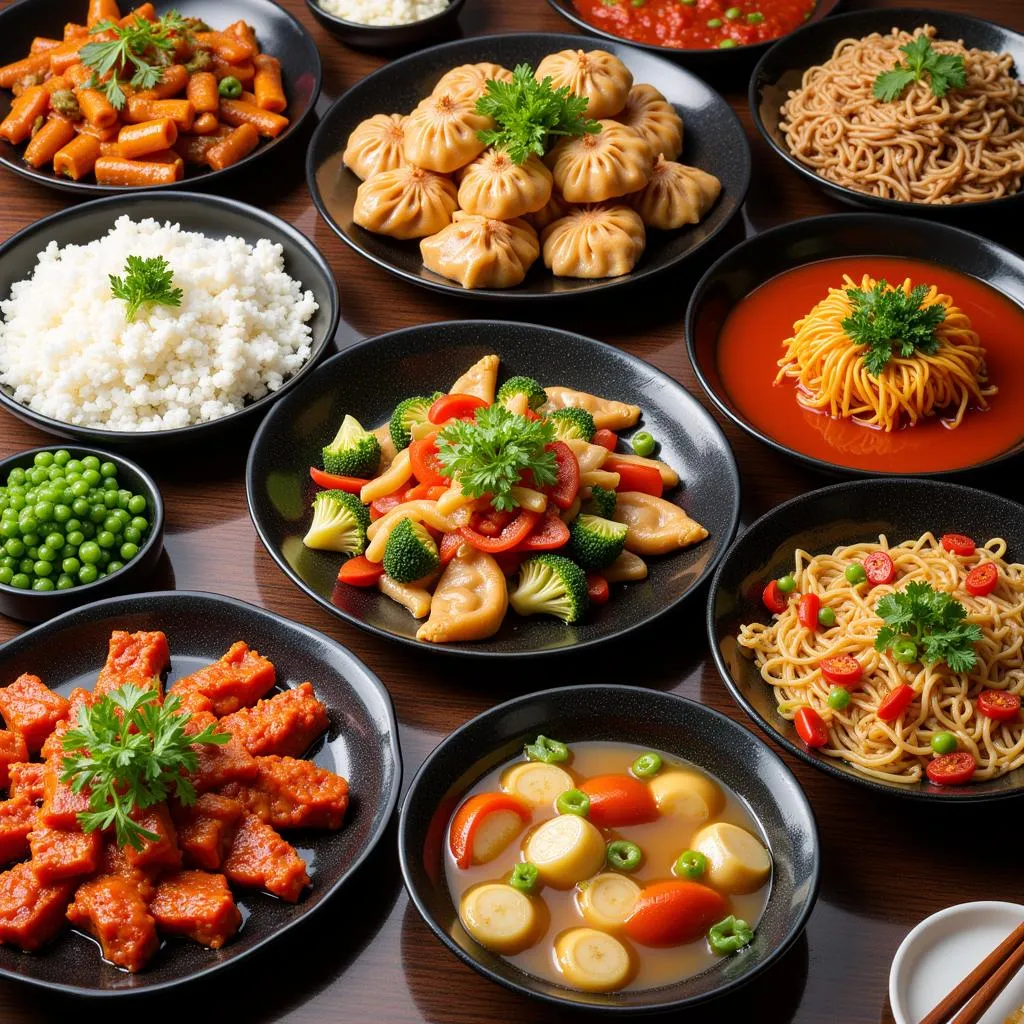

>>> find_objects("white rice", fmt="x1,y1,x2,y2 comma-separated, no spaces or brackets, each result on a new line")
0,215,318,432
319,0,447,26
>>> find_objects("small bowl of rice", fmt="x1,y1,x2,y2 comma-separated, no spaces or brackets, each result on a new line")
306,0,466,51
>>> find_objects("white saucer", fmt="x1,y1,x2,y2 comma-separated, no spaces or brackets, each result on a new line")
890,901,1024,1024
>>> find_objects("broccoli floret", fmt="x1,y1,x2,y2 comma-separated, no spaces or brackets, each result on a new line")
303,489,370,554
548,407,596,442
497,375,547,411
382,517,440,583
510,554,589,624
584,486,617,519
568,514,628,570
322,414,380,477
389,393,441,451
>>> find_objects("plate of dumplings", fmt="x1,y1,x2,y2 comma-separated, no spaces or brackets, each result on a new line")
305,33,751,299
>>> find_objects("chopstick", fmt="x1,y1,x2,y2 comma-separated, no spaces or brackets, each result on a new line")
918,920,1024,1024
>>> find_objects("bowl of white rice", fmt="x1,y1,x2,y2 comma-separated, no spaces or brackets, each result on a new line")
305,0,466,51
0,192,338,456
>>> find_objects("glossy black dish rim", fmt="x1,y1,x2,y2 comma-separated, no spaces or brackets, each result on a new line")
0,191,341,445
0,444,164,609
303,0,466,37
0,0,324,195
0,588,404,996
245,319,742,658
397,683,821,1013
305,31,751,302
706,477,1024,803
683,211,1024,478
747,7,1024,215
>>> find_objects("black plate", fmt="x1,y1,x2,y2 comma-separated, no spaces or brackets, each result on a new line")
707,478,1024,802
398,684,820,1012
0,191,339,457
306,32,750,301
0,0,321,196
0,590,402,995
684,212,1024,477
750,8,1024,217
246,320,741,657
304,0,467,52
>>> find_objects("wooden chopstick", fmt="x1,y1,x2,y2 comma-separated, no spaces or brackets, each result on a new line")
918,920,1024,1024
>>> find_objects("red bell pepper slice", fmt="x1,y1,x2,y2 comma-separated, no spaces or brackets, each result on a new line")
309,467,368,493
470,508,515,538
587,572,610,605
337,556,384,587
516,510,570,551
404,483,447,502
439,532,463,565
428,393,488,425
606,458,662,497
592,428,618,451
460,510,539,553
408,431,449,487
546,440,580,510
370,488,406,521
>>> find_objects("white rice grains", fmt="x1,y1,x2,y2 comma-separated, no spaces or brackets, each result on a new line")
318,0,448,27
0,215,319,432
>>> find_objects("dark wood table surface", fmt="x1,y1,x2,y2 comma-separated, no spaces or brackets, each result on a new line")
2,0,1023,1020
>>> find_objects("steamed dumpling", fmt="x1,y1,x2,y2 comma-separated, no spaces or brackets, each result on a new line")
614,84,683,161
535,49,632,119
343,113,408,181
629,156,721,230
403,92,493,173
546,120,654,203
421,211,540,289
523,189,569,233
458,150,553,220
433,63,514,105
354,166,458,239
541,204,645,279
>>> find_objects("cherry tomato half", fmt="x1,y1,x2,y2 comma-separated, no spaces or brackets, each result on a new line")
592,428,618,451
820,654,863,687
546,441,581,510
926,751,977,786
586,571,610,605
863,551,896,586
797,593,821,630
794,706,829,748
941,533,976,556
965,562,998,597
876,683,916,722
977,690,1021,722
427,393,488,425
762,580,787,614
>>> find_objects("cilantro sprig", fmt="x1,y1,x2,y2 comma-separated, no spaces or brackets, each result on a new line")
842,280,945,376
874,580,983,673
61,684,228,851
475,63,601,165
110,255,184,322
436,404,557,511
873,35,967,102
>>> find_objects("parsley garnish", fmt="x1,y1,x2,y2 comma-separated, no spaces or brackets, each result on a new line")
109,255,184,322
873,35,967,102
475,63,601,165
874,580,983,673
61,684,229,850
842,279,945,376
436,404,558,511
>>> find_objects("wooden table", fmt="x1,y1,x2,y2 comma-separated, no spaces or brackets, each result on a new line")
2,0,1023,1020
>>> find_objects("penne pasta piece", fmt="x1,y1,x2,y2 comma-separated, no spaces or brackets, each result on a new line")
219,98,288,138
64,23,89,40
118,117,178,159
186,72,220,114
365,501,455,559
135,64,188,100
76,119,120,141
23,116,76,168
360,449,412,504
118,3,156,25
212,57,255,86
253,54,286,113
378,573,438,619
436,481,474,517
580,470,620,490
87,0,121,25
195,31,253,63
125,96,194,131
30,37,62,54
0,86,49,144
53,132,102,179
190,112,220,135
226,20,260,56
205,121,259,170
0,53,50,89
94,154,182,186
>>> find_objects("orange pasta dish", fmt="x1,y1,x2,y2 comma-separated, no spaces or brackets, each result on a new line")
0,2,290,186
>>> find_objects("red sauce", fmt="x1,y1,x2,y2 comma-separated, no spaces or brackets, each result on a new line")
716,257,1024,474
572,0,814,50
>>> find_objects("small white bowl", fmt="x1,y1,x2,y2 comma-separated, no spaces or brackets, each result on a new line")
890,901,1024,1024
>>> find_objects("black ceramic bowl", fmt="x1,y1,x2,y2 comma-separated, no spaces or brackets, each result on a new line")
684,213,1024,477
0,445,163,623
398,684,820,1012
0,0,321,195
0,590,402,995
750,8,1024,217
304,0,466,51
708,478,1024,802
0,191,339,458
306,32,750,301
246,320,741,657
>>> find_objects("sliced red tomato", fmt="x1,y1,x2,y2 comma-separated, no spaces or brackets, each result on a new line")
580,774,658,828
926,752,976,786
516,510,570,551
606,458,662,497
370,489,406,521
877,683,916,722
820,655,863,687
460,510,540,553
427,393,488,425
797,593,820,630
592,428,618,451
977,690,1021,722
448,792,530,870
546,441,580,510
965,562,998,596
337,556,384,587
863,551,896,586
624,881,726,947
586,572,610,605
408,431,449,487
439,532,463,565
470,508,515,538
762,580,787,614
493,551,526,576
523,408,542,422
309,467,368,493
941,533,976,556
794,706,829,748
404,483,447,502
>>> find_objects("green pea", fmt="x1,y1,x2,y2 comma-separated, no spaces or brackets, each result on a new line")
724,6,740,17
82,456,100,472
98,550,111,567
0,521,17,540
71,497,89,516
103,477,118,491
0,566,12,585
119,542,139,561
10,573,30,589
34,452,53,469
845,563,867,585
892,638,918,664
107,560,124,573
27,547,38,561
509,862,539,894
96,531,116,549
122,526,142,545
36,545,55,563
631,431,656,457
674,849,708,879
219,75,243,98
100,461,117,478
100,491,116,509
32,577,55,591
53,504,72,523
71,480,90,499
827,686,851,710
606,840,643,872
66,459,83,475
22,532,38,548
56,574,75,590
5,538,25,558
89,505,107,524
818,607,836,627
931,731,958,755
78,564,98,585
777,574,796,593
719,37,738,46
44,533,64,550
7,468,26,485
82,469,101,488
556,789,590,816
707,17,722,26
7,494,25,511
18,513,38,534
79,541,101,565
632,752,662,778
103,515,122,535
681,0,697,5
28,467,46,485
81,522,95,539
53,450,70,467
746,10,764,22
117,490,132,510
66,531,85,548
33,560,53,577
19,559,34,575
62,557,81,574
128,494,147,515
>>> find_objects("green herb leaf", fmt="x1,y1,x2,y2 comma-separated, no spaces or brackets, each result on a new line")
435,404,557,512
109,255,184,322
61,683,229,851
475,63,601,165
872,34,967,102
841,279,945,376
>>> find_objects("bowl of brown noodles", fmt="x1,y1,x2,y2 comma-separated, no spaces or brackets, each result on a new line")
708,478,1024,802
750,8,1024,215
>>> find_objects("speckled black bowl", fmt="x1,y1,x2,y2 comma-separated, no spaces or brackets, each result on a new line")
0,445,164,624
750,8,1024,218
398,684,820,1012
306,32,750,301
708,478,1024,802
0,590,402,995
304,0,467,51
0,0,321,196
245,320,741,657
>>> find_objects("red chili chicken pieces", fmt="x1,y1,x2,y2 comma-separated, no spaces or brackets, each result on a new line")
223,812,310,903
0,861,74,951
171,793,244,871
150,870,241,949
0,675,70,754
66,875,159,973
218,682,329,758
93,630,169,700
169,641,276,716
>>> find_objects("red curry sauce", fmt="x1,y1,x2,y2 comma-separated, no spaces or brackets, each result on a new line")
716,257,1024,474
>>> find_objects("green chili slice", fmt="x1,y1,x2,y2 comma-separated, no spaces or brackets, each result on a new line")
606,840,643,872
673,849,707,880
631,752,663,778
556,789,590,817
510,862,539,894
524,735,569,764
708,915,754,954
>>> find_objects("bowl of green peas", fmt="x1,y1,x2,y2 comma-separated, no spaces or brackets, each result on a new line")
0,446,164,623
